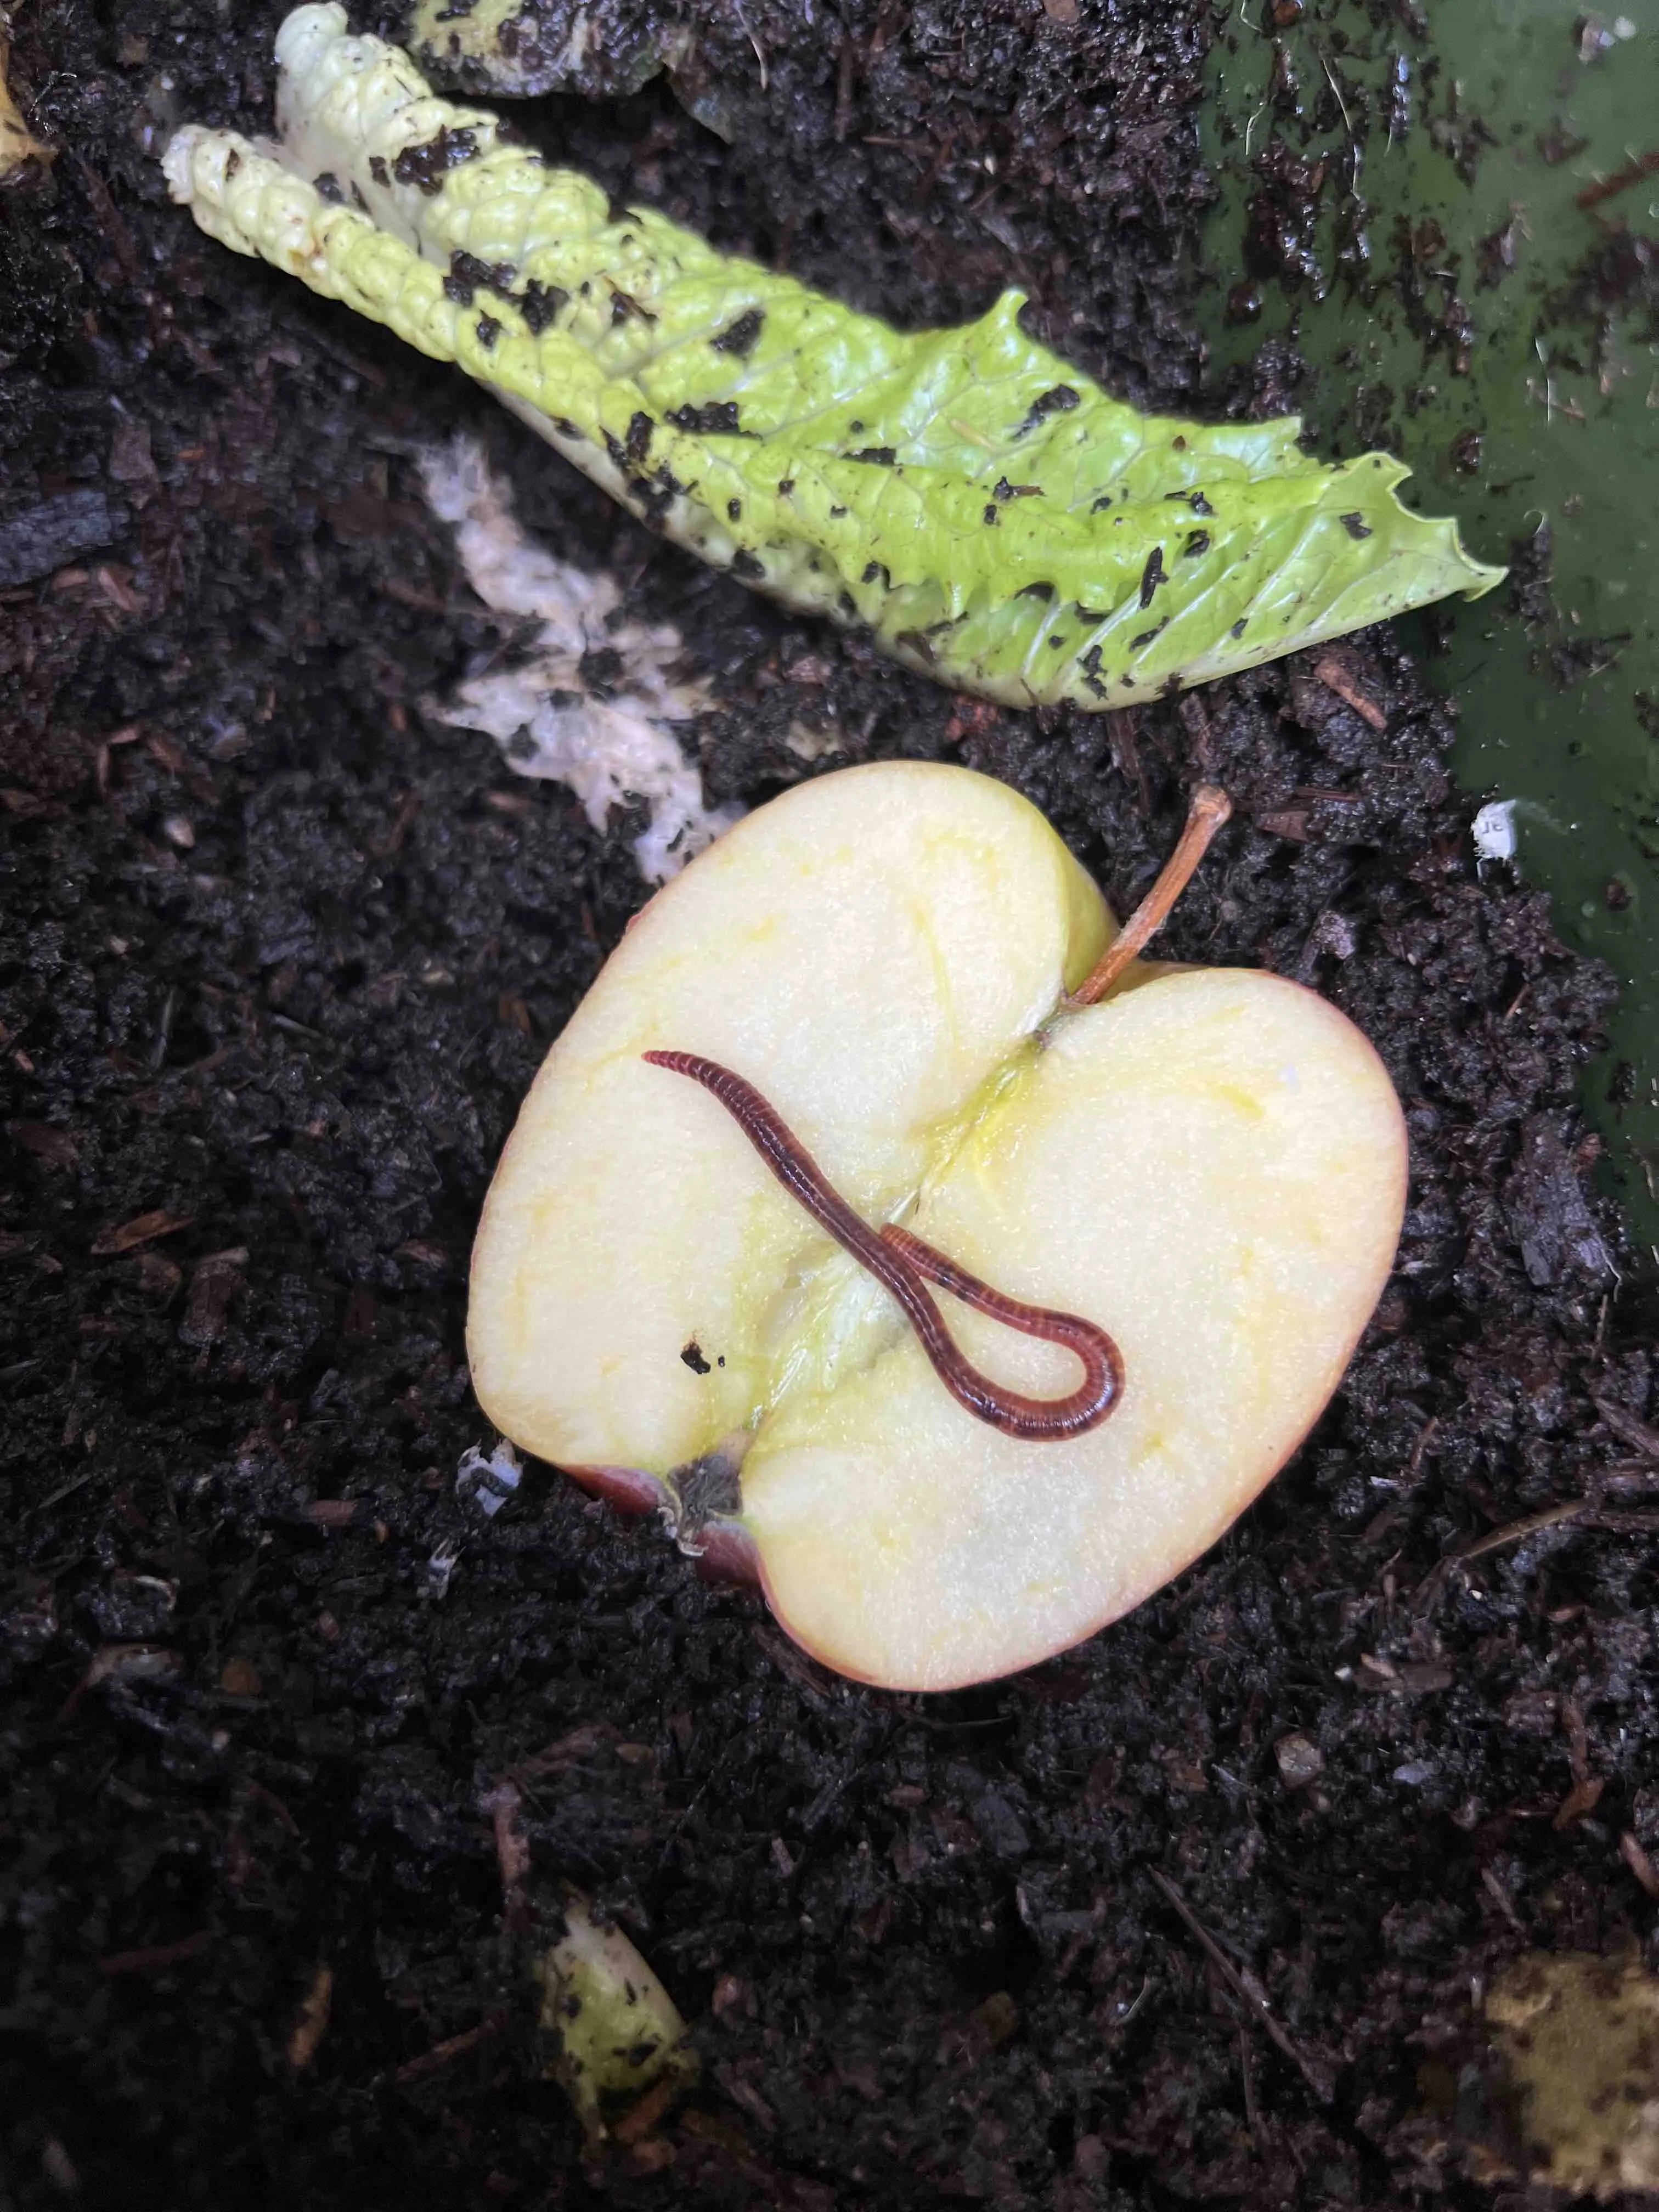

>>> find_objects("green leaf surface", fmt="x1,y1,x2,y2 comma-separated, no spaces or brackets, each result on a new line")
165,3,1503,710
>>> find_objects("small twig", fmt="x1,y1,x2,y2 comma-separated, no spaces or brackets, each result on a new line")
36,1466,99,1513
733,1,768,89
1441,1497,1590,1568
1406,1416,1440,1481
1069,786,1232,1007
753,1622,842,1710
1312,43,1357,165
1600,1460,1659,1498
1576,149,1659,210
1311,656,1387,731
99,1929,213,1976
1586,1506,1659,1534
1239,2027,1261,2145
1150,1870,1335,2102
394,2010,510,2085
1481,1865,1527,1933
1595,1398,1659,1462
833,31,857,142
1410,1492,1659,1606
482,1780,534,1933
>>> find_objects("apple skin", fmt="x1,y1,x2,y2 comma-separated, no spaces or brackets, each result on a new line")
468,761,1407,1692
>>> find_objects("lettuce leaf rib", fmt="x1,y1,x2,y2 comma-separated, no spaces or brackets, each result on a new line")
165,4,1503,710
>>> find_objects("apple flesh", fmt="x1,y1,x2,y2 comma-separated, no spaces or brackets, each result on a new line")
467,761,1407,1691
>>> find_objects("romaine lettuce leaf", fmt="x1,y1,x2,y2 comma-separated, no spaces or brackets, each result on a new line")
165,4,1503,710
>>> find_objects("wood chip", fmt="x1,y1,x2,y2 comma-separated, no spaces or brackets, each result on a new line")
1274,1733,1324,1786
91,1207,193,1255
179,1248,245,1346
9,1121,78,1169
303,1498,364,1528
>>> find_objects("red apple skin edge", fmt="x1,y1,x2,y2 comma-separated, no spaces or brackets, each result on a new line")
562,1462,764,1589
533,966,1408,1694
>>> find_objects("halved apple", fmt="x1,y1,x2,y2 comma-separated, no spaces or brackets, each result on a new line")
467,761,1407,1690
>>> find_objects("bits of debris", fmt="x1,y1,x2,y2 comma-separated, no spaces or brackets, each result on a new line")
1504,1114,1616,1288
425,1540,462,1599
91,1209,194,1257
1576,12,1638,65
0,490,121,588
287,1963,334,2072
87,1641,181,1688
969,1791,1031,1859
179,1249,247,1347
38,2138,78,2194
535,1889,698,2137
1273,1731,1324,1787
65,1642,182,1717
455,1436,523,1517
135,1250,183,1302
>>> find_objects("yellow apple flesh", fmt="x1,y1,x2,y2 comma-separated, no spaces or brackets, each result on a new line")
467,761,1407,1691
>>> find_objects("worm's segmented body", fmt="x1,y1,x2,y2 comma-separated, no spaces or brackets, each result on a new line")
643,1050,1122,1442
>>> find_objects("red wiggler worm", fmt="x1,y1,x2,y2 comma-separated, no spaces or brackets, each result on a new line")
642,1051,1123,1440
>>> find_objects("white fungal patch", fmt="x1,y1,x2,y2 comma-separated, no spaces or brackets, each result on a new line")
420,438,741,881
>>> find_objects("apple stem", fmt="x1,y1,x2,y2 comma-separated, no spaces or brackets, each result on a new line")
1067,783,1233,1008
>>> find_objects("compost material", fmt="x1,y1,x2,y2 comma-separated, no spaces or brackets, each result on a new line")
2,4,1655,2208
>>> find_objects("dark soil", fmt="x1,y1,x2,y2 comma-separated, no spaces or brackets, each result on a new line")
3,4,1657,2209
